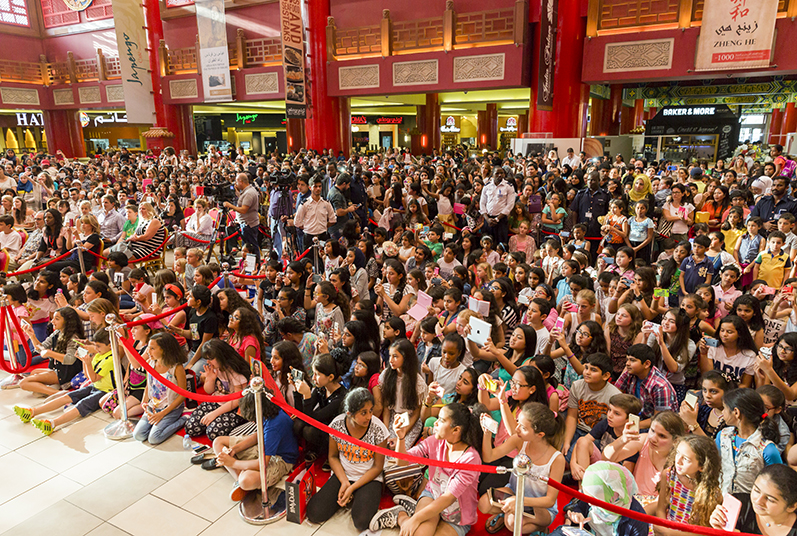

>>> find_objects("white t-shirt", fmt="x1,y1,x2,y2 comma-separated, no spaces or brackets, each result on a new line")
329,414,389,481
707,346,757,380
0,230,21,255
428,358,466,397
535,326,550,355
379,370,428,414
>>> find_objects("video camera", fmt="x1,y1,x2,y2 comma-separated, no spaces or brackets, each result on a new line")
203,179,237,203
269,169,296,191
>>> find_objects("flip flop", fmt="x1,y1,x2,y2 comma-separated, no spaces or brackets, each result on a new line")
486,513,505,534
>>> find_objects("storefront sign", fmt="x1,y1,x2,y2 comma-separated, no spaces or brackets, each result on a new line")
235,113,259,124
88,112,129,126
696,0,778,71
536,0,558,110
662,107,716,116
647,105,740,159
196,0,233,102
110,0,156,124
279,0,307,118
500,117,518,132
351,116,404,125
16,113,44,127
441,116,460,133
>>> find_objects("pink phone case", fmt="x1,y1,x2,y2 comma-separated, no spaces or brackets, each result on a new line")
554,317,566,331
722,494,742,531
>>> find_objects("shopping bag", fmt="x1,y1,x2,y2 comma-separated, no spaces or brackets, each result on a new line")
286,464,316,524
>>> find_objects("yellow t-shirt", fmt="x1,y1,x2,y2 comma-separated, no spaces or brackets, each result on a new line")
722,227,746,255
756,251,792,288
91,350,115,392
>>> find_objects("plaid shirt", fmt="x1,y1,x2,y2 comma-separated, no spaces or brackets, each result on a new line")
615,366,678,419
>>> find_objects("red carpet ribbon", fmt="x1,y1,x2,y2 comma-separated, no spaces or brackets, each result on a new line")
6,249,75,277
128,235,171,264
123,275,222,327
118,335,244,403
4,304,34,373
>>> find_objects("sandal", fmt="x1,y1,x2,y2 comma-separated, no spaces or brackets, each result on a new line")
485,513,505,534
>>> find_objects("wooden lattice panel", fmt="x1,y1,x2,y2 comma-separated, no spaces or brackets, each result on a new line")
599,0,679,30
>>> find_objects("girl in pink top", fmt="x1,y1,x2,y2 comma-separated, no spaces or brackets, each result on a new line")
602,411,685,497
368,403,482,534
226,307,264,365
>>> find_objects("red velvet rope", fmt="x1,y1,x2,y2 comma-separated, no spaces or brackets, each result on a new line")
118,335,244,403
4,304,34,373
439,220,462,231
128,235,171,264
294,246,312,261
179,230,240,244
6,249,75,277
122,275,222,327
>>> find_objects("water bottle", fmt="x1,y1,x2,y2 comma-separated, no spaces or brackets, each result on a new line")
182,434,193,450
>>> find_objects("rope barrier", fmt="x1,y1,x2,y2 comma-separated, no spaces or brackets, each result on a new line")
439,220,462,231
118,335,245,403
128,235,171,264
4,304,34,373
122,275,222,327
6,249,75,277
294,246,312,261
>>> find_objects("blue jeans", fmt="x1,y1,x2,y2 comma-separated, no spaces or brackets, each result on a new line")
133,404,187,445
4,340,42,368
565,427,588,463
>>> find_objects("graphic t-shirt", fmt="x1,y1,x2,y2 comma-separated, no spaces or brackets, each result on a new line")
92,350,115,392
568,379,621,432
330,414,389,482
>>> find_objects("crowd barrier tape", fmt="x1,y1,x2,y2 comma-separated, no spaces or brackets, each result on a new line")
3,304,34,373
180,230,241,245
6,249,75,277
103,337,757,535
122,274,222,328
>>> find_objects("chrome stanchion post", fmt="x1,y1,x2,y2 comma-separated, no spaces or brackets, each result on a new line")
0,292,25,389
239,377,286,524
76,240,87,275
512,452,530,536
312,237,319,275
104,314,135,440
221,262,230,289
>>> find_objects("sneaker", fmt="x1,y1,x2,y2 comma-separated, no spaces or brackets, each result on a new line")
393,494,418,517
13,405,32,423
31,418,53,436
369,506,404,531
321,459,331,472
230,481,246,502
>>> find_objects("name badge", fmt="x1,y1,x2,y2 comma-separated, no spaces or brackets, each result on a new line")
585,211,592,219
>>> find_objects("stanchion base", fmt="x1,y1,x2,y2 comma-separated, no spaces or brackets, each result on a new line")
104,419,136,440
238,488,286,525
0,373,26,389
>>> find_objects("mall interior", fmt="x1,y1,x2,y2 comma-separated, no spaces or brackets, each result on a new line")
0,0,795,163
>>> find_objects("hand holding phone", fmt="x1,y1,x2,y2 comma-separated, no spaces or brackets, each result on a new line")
684,391,699,410
721,494,742,531
628,414,640,434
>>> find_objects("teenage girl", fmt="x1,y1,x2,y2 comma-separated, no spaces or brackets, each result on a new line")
699,315,758,388
604,304,645,381
379,339,427,448
549,320,607,388
646,308,696,402
478,402,565,535
756,332,797,402
729,294,765,349
679,370,735,439
269,340,307,408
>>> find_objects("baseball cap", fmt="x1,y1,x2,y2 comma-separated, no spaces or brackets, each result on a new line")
689,167,703,178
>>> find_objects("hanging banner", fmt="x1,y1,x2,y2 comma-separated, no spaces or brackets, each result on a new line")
279,0,307,118
196,0,233,102
110,0,155,124
536,0,557,110
696,0,778,71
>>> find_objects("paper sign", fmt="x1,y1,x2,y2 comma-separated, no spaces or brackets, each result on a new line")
453,203,466,215
467,316,491,346
468,296,490,317
142,179,152,190
408,290,433,321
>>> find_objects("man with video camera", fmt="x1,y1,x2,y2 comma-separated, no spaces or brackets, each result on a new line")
223,172,261,254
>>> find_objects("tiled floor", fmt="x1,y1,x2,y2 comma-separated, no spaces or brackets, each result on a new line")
0,369,377,536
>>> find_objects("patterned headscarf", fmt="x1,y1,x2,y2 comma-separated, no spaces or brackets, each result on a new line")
581,461,639,536
628,174,652,203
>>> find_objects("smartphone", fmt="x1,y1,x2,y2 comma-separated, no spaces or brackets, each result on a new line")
481,415,499,435
560,231,571,238
554,316,566,332
291,369,304,383
483,377,498,392
566,302,579,313
760,346,772,360
76,347,89,358
784,285,794,294
653,288,670,298
312,274,323,283
396,412,411,428
704,337,720,348
193,444,211,454
622,277,634,287
603,257,615,265
628,414,640,433
684,391,699,410
488,488,513,507
668,165,678,172
642,320,661,334
721,494,742,531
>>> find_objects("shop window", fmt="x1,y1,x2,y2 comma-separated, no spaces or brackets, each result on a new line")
0,0,30,27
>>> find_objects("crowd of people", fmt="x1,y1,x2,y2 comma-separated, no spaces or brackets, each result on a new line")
3,141,797,536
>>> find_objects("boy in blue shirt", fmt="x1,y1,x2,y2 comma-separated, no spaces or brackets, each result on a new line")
679,234,714,295
214,388,298,502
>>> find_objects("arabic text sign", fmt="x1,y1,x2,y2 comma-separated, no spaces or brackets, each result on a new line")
110,0,155,124
196,0,233,102
696,0,778,71
280,0,307,119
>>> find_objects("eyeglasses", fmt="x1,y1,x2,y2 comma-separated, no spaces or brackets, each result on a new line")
577,330,593,338
508,379,529,389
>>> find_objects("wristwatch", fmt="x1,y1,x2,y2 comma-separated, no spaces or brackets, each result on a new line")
687,423,698,433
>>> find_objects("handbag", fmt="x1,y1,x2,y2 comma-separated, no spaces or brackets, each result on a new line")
384,461,426,498
656,216,674,239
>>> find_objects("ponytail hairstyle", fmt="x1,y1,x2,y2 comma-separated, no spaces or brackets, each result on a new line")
443,402,483,449
520,402,565,449
312,351,346,382
722,388,779,444
664,435,722,527
532,354,559,389
382,338,420,412
86,280,118,309
316,281,350,320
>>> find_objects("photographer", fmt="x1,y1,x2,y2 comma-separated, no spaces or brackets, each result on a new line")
223,172,260,254
328,173,357,241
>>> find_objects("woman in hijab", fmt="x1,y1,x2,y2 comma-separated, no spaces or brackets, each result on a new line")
347,246,369,302
623,174,655,217
550,461,649,536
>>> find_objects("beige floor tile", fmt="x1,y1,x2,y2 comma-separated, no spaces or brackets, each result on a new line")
180,472,239,522
127,434,193,480
84,523,133,536
152,464,227,507
0,499,102,536
62,439,151,486
109,495,210,536
311,508,359,536
0,475,82,534
65,464,165,521
255,516,324,536
0,414,45,450
17,415,115,473
197,505,264,536
0,387,40,420
0,451,57,504
0,443,9,457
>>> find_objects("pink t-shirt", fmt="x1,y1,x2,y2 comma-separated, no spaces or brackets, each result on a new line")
407,437,481,526
231,334,260,362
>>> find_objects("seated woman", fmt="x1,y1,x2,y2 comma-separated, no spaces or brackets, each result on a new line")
306,388,389,531
123,202,166,261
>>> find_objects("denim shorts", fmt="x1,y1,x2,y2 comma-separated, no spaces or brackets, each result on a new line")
419,490,471,536
68,385,106,417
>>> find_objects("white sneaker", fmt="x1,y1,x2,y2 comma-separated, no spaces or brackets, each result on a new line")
369,506,404,531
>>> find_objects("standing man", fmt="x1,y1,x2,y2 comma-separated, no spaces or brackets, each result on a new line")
327,173,357,240
569,171,611,254
293,174,312,252
479,167,516,246
562,148,581,170
292,177,337,272
223,172,261,255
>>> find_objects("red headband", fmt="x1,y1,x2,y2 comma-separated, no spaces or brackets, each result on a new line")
165,284,183,299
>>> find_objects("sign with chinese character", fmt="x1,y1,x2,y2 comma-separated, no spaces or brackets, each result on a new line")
537,0,558,110
110,0,156,123
696,0,778,71
280,0,307,119
196,0,232,102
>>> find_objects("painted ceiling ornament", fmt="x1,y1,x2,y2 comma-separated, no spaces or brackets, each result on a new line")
63,0,93,11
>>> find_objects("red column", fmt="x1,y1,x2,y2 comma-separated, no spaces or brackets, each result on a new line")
620,103,634,134
306,0,350,155
588,98,604,136
412,104,426,154
529,0,589,138
477,111,487,147
485,103,498,150
607,85,623,135
781,102,797,139
286,118,306,153
518,113,528,136
633,99,645,129
424,94,440,152
770,108,784,145
43,109,85,158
